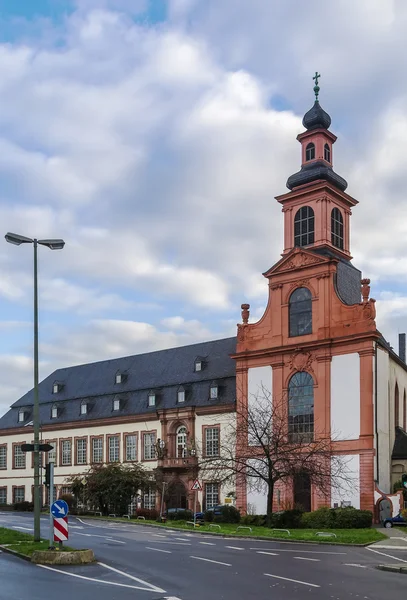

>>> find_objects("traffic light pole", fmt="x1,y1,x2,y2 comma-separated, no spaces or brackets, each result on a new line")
33,239,41,542
48,459,55,550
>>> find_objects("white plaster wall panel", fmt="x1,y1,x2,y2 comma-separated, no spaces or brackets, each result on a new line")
331,353,360,440
330,454,360,509
247,366,272,445
376,345,391,493
246,459,267,515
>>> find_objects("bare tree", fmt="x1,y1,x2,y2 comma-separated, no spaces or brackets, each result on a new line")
199,385,356,526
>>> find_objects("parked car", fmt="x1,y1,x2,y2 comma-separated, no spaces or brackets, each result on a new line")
383,513,407,528
194,505,224,520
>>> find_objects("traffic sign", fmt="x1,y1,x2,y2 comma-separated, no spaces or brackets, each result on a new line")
51,499,69,518
191,479,202,491
53,517,68,542
21,443,54,453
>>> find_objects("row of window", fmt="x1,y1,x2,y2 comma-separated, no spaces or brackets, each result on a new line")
18,383,221,424
305,142,331,163
0,427,221,469
294,205,344,250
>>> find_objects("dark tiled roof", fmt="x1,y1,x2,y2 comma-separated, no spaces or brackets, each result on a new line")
392,426,407,460
0,337,237,430
286,160,348,192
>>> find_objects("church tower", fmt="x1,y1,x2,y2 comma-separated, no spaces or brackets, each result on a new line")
234,75,380,516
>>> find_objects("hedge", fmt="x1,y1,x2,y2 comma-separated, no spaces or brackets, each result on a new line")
301,507,372,529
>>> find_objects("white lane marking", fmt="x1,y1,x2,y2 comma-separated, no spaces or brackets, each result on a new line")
293,557,320,562
98,562,165,593
105,538,126,544
148,541,191,546
250,547,346,555
146,547,172,554
367,547,407,563
225,546,244,550
370,545,407,550
164,597,182,599
199,542,216,546
344,564,367,568
152,534,167,538
174,538,189,541
190,556,231,567
264,573,320,588
257,551,278,556
12,526,33,531
38,565,164,593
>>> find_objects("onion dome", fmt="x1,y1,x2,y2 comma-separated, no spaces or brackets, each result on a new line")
302,101,332,131
286,160,348,191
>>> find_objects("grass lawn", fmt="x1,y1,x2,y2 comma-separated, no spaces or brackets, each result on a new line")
0,526,76,557
82,516,386,545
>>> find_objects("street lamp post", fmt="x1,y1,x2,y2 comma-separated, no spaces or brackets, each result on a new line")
5,232,65,542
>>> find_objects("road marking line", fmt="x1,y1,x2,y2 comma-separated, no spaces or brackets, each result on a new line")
250,547,346,555
38,565,163,593
293,557,320,562
105,538,126,544
344,563,367,568
149,541,191,545
98,562,165,592
257,551,278,556
370,545,407,550
264,573,320,588
175,538,189,541
199,542,216,546
12,526,33,531
152,534,167,538
225,546,244,550
146,547,172,554
190,556,231,567
367,548,407,563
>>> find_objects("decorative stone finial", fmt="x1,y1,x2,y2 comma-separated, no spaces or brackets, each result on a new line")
313,71,321,102
361,278,370,303
241,303,250,324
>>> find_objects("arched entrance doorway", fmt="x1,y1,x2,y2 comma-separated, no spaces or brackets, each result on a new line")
176,425,187,458
293,472,311,512
167,480,187,510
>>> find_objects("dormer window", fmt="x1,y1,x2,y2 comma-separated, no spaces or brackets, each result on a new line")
53,382,63,394
210,384,218,399
115,371,127,384
324,143,331,162
305,142,315,161
194,359,202,372
113,398,120,411
80,401,87,416
148,392,156,407
18,409,26,423
177,387,185,403
51,404,58,419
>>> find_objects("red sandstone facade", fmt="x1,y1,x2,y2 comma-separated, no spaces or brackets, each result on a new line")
234,94,381,515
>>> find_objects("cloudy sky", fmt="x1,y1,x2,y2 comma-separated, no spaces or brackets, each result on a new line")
1,0,407,417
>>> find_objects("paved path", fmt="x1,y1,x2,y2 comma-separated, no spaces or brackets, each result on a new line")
1,511,407,600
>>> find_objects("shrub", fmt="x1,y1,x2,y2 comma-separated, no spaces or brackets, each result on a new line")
59,494,74,509
204,510,214,522
271,509,303,529
400,508,407,520
167,509,192,521
213,505,241,524
241,514,266,527
301,507,372,529
135,508,159,520
14,501,34,512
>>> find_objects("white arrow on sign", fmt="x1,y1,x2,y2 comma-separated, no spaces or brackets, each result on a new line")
57,505,65,514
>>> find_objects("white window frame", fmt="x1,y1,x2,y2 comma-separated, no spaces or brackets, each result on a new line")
0,446,7,469
14,445,26,469
177,390,185,403
148,393,156,407
61,440,72,465
205,483,219,510
13,487,25,503
113,398,120,411
76,438,87,465
18,410,25,423
108,436,120,462
0,488,7,504
143,488,156,510
205,427,220,457
115,373,122,384
210,385,218,399
143,433,156,460
125,435,137,461
80,402,87,415
53,384,59,394
176,426,187,458
48,442,56,463
92,437,103,463
195,360,202,372
51,405,58,419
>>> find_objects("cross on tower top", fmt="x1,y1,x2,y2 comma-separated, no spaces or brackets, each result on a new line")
313,71,321,101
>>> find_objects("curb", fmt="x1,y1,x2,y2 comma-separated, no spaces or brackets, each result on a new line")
31,549,95,565
0,544,32,562
376,564,407,574
75,516,374,547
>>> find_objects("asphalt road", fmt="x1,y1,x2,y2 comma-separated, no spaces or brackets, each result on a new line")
1,511,406,600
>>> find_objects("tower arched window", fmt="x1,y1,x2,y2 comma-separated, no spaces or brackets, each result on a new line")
395,383,399,428
176,425,187,458
305,143,315,161
289,288,312,337
288,372,314,442
294,206,314,247
324,143,331,162
331,208,344,250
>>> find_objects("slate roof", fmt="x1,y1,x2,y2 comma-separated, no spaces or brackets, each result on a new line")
0,337,237,430
286,160,348,192
392,426,407,460
302,101,332,131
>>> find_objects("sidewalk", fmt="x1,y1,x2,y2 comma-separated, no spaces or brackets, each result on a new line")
369,525,407,550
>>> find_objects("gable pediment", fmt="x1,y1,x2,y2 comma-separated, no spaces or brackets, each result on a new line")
263,248,332,278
